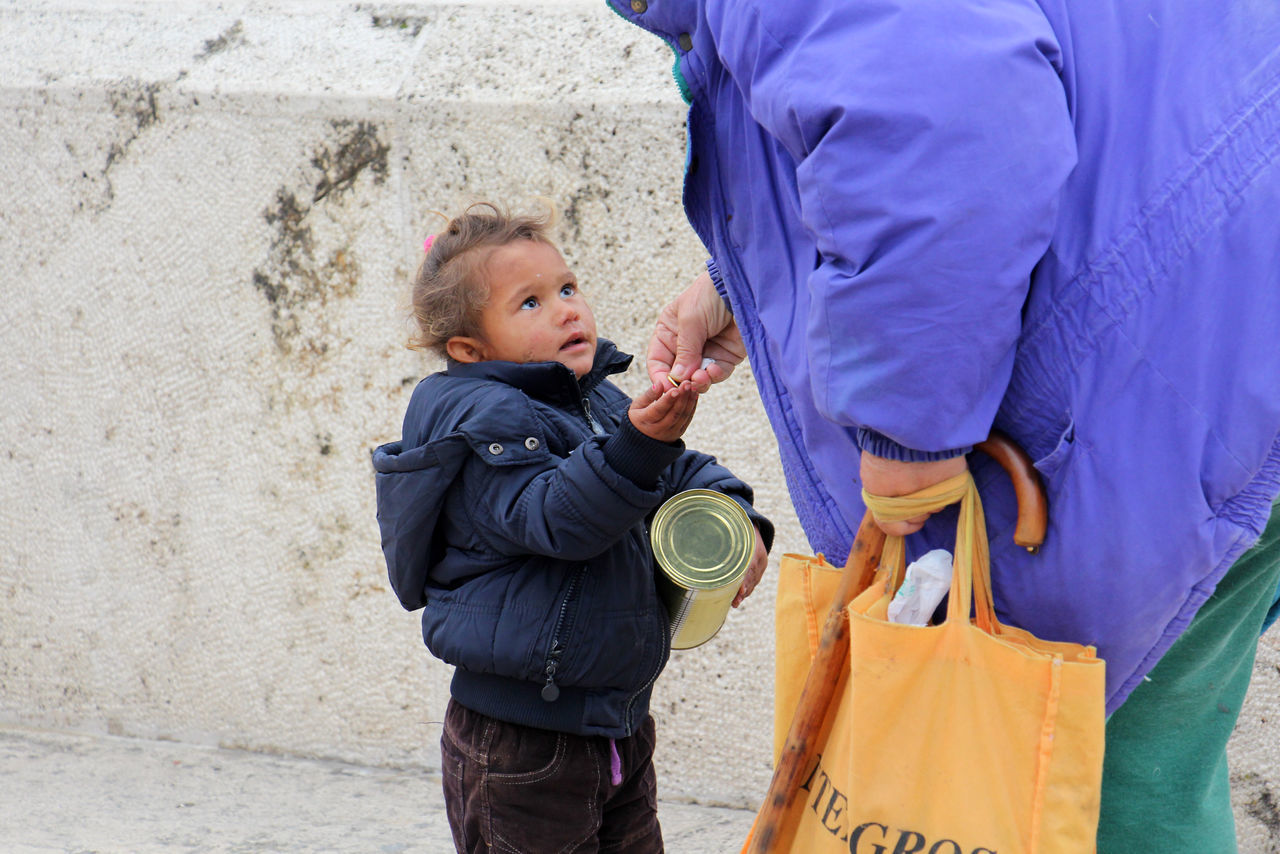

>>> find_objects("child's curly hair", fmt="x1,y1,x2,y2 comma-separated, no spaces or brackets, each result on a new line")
409,201,556,357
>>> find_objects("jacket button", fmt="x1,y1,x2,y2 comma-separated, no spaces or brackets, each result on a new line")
678,33,693,51
525,437,540,450
631,0,646,12
488,443,504,455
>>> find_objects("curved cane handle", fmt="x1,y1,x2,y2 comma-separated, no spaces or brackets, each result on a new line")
974,430,1047,553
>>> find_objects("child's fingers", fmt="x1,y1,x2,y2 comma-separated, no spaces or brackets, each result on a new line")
630,384,698,442
677,387,701,415
732,536,768,608
631,382,663,410
665,388,698,423
672,386,698,413
643,387,677,418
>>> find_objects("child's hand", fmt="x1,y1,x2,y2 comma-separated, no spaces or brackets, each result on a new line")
629,381,698,443
732,525,769,608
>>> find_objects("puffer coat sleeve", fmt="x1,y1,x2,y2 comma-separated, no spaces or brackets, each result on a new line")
704,0,1078,454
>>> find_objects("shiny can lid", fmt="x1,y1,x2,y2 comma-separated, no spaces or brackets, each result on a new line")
651,489,753,590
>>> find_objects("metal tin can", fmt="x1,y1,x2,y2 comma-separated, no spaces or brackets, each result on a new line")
651,489,754,649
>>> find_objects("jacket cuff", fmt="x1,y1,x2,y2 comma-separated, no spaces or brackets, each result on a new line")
745,506,775,553
855,427,971,462
604,418,685,488
705,257,733,308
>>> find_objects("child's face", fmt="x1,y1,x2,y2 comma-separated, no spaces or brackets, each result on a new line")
449,240,598,379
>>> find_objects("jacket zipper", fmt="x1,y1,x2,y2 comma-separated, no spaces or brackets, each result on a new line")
541,566,586,702
622,603,670,731
582,396,605,435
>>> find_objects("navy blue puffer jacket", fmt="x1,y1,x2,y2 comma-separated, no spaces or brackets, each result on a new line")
372,342,771,737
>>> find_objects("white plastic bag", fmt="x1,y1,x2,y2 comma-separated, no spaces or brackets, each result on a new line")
887,549,953,626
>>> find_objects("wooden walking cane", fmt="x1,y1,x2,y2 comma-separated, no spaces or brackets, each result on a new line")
743,430,1048,853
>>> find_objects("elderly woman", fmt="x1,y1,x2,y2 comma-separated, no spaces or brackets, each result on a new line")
609,1,1280,850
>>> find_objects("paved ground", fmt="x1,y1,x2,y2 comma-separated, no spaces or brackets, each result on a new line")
8,718,1279,852
0,725,754,853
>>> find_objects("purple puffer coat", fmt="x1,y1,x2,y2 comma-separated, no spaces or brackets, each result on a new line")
610,0,1280,711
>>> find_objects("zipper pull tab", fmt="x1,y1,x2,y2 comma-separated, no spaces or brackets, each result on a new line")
582,397,605,435
541,666,561,702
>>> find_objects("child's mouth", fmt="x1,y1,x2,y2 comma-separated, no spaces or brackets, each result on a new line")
561,336,587,351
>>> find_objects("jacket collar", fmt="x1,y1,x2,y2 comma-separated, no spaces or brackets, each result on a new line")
606,0,701,102
606,0,698,43
444,339,633,405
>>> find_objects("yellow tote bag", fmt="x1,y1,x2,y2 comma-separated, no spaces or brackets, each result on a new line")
756,472,1105,854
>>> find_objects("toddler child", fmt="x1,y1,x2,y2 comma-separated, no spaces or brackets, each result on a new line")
372,202,773,854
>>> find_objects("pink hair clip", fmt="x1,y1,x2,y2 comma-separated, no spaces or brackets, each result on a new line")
423,234,436,253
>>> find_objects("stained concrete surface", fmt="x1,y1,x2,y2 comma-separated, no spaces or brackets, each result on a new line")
0,724,756,853
0,0,794,812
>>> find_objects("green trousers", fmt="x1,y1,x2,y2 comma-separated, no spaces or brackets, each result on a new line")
1098,502,1280,853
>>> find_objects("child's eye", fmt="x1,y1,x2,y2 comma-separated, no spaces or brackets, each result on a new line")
560,283,577,298
520,296,539,310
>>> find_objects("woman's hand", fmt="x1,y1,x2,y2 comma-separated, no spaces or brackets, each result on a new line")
648,270,745,392
859,451,969,536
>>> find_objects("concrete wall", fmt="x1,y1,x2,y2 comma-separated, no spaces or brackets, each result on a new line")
1,0,1276,845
